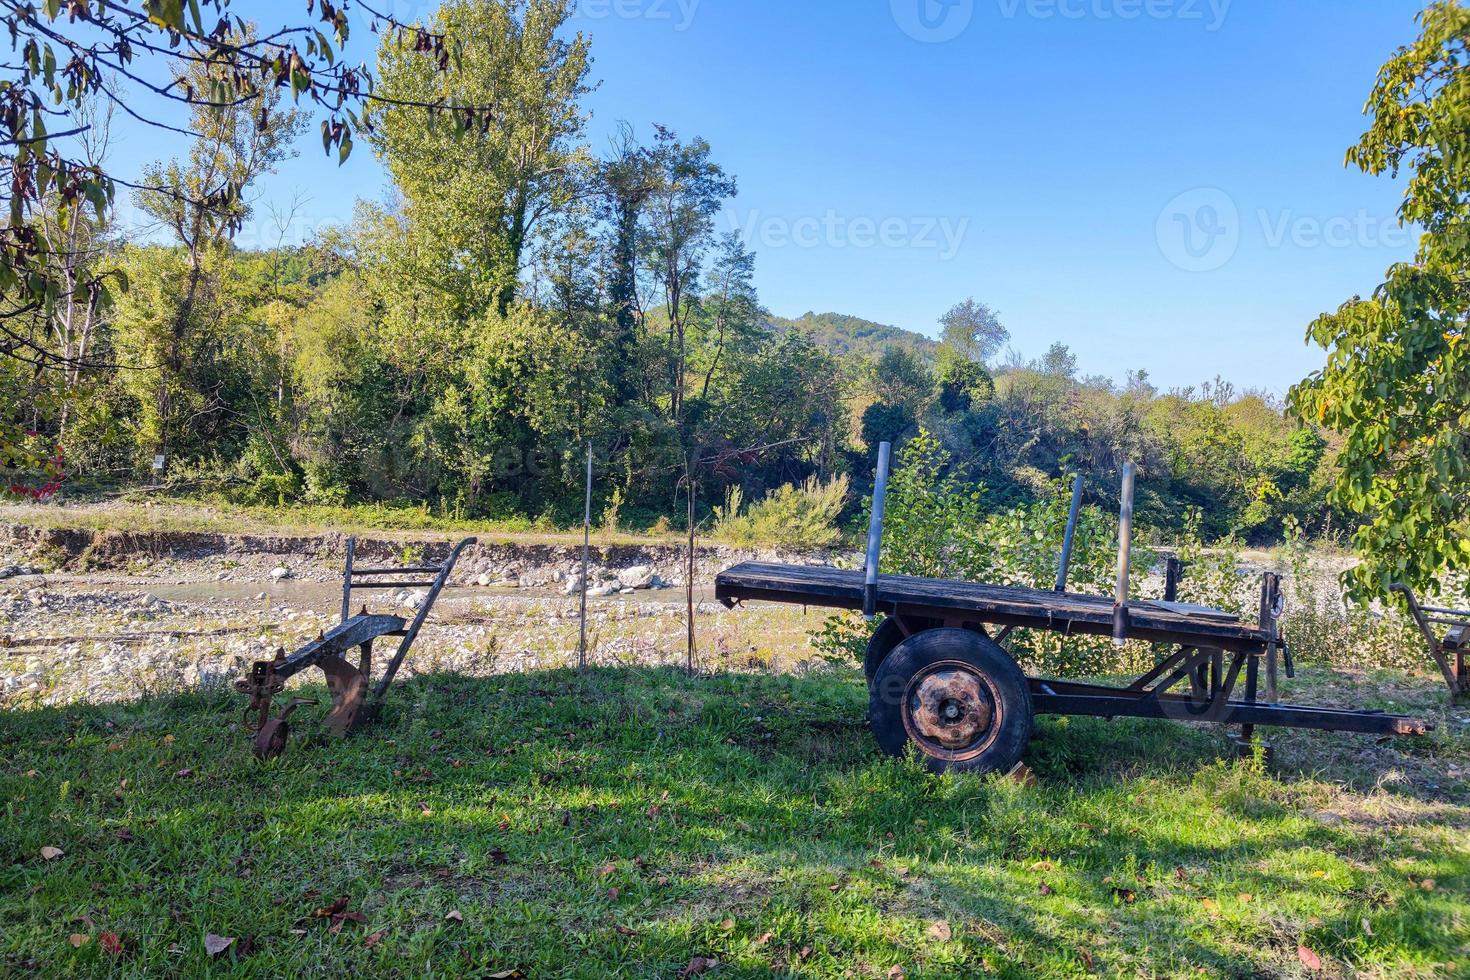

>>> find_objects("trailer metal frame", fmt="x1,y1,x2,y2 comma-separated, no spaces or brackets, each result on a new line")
715,446,1433,771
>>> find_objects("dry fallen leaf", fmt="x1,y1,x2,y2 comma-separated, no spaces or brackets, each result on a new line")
754,931,773,946
598,862,617,877
99,932,122,957
444,910,463,923
719,919,735,931
608,887,620,900
1201,898,1218,912
1361,918,1374,936
328,912,366,935
1298,945,1323,971
313,897,350,919
927,919,952,941
175,768,193,779
887,966,907,980
1007,763,1038,787
68,933,89,948
203,934,234,958
1038,882,1053,896
1078,948,1095,968
40,846,64,861
364,929,388,948
1422,879,1436,891
1237,893,1252,903
681,957,718,976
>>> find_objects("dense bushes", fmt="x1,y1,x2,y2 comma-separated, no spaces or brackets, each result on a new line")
812,430,1442,678
713,475,849,550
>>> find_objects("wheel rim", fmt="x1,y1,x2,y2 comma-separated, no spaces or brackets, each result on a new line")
901,660,1001,761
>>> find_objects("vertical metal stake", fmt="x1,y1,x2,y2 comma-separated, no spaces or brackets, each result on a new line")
1113,461,1136,644
578,444,592,672
1164,556,1182,603
1055,473,1084,593
686,454,697,674
864,441,892,619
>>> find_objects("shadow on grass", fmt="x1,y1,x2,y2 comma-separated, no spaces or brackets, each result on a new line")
1,666,1466,977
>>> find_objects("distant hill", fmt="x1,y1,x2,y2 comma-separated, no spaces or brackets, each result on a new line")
767,311,938,361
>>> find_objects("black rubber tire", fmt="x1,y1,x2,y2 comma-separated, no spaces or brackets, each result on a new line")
868,628,1032,774
862,616,943,690
863,618,906,690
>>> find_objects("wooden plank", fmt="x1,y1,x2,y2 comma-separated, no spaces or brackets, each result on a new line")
714,561,1269,650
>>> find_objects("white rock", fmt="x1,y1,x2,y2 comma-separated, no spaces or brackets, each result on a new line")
270,566,293,582
476,573,493,587
617,565,656,589
254,592,268,600
587,582,619,597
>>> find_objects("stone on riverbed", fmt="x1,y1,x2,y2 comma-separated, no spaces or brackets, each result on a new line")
270,566,293,582
617,565,656,589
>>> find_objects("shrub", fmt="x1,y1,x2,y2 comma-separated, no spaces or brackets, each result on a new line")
302,459,350,506
714,474,849,550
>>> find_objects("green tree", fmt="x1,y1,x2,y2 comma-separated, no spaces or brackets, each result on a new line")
938,298,1008,363
1288,1,1470,598
371,0,592,318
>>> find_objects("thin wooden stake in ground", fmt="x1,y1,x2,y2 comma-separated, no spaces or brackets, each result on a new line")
579,443,592,672
686,452,697,675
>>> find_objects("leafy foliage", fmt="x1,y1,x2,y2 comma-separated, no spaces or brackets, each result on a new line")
713,474,849,550
1288,0,1470,600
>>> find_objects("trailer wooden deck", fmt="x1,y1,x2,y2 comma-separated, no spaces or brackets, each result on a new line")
716,561,1430,739
716,562,1271,653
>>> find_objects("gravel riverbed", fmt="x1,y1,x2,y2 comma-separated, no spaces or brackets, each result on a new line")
1,532,833,707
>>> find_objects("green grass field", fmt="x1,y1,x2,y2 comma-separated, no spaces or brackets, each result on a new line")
2,667,1467,978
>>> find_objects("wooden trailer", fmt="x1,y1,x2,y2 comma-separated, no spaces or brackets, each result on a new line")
715,447,1432,774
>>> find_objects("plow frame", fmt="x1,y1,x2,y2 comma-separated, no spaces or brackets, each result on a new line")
234,536,476,758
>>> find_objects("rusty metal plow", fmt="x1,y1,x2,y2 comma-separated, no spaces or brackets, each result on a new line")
233,537,476,759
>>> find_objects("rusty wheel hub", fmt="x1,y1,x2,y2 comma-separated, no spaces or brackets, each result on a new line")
904,662,997,752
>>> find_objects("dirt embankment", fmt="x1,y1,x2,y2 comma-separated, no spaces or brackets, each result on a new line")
0,521,830,585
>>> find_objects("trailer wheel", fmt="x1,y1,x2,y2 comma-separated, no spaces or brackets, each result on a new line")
863,616,940,690
869,628,1032,774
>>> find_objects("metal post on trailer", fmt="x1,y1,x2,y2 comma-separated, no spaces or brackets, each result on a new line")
1163,556,1183,603
1054,472,1084,593
1113,461,1136,643
863,441,893,619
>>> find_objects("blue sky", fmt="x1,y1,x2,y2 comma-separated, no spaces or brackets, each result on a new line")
111,0,1430,394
